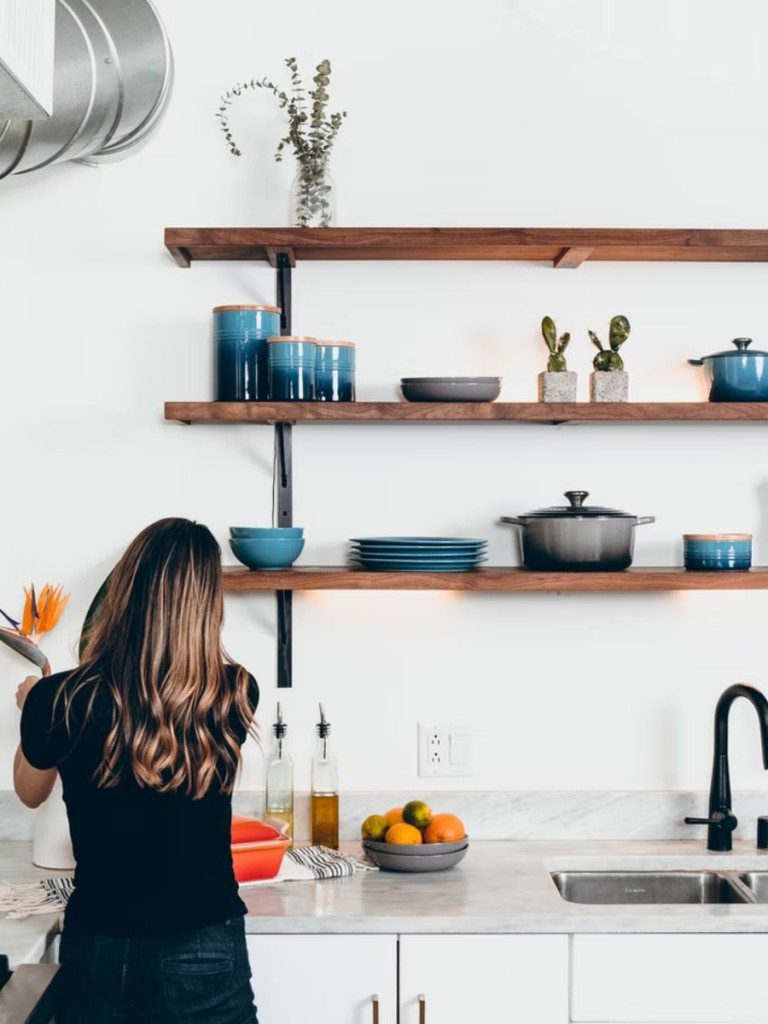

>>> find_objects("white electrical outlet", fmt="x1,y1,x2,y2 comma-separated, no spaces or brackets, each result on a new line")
418,724,474,777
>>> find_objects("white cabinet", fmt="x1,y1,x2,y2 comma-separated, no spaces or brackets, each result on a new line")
246,935,396,1024
571,934,768,1023
399,935,569,1024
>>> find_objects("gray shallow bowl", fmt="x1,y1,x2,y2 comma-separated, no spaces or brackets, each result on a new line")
363,836,468,856
401,377,501,384
401,381,501,402
363,842,469,872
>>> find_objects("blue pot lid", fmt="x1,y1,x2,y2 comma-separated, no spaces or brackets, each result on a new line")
698,337,768,359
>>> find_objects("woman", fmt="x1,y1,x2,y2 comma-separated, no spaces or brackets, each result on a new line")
14,518,259,1024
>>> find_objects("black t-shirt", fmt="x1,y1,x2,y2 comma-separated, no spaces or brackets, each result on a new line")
20,665,258,937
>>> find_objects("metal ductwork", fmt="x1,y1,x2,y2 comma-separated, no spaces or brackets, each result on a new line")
0,0,173,177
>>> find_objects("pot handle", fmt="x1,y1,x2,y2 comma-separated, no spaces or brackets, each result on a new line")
687,358,704,366
636,516,656,526
500,516,526,526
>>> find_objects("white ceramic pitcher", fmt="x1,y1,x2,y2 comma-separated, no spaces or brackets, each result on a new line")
32,775,75,870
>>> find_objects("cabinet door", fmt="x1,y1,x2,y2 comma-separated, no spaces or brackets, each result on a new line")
571,934,768,1022
399,935,568,1024
246,934,396,1024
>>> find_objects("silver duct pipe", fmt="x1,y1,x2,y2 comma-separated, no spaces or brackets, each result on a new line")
0,0,173,177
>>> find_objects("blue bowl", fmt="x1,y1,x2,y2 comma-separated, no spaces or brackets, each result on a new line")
230,526,304,539
230,536,305,570
684,534,752,570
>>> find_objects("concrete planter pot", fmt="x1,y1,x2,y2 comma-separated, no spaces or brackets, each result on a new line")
538,371,577,402
590,371,628,403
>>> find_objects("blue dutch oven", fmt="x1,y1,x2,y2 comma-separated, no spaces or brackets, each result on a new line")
688,337,768,402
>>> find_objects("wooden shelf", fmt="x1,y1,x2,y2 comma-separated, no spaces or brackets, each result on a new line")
223,566,768,592
165,227,768,268
166,401,768,425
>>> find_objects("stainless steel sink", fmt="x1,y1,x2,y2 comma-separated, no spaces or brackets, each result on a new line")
739,872,768,901
552,870,750,905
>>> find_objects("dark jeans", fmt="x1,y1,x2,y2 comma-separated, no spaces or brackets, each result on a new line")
57,917,257,1024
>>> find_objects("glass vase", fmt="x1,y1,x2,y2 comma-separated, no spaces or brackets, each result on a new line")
289,164,336,227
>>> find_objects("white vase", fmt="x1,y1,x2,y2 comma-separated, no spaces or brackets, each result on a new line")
32,776,75,870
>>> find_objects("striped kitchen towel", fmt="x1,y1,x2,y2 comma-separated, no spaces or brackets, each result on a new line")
239,845,376,887
0,876,74,919
0,847,374,916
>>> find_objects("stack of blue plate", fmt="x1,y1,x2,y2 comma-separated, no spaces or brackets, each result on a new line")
350,537,487,572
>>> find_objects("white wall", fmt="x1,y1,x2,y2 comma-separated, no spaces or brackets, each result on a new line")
2,0,768,798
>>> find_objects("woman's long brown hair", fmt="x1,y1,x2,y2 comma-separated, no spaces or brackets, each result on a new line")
62,518,255,799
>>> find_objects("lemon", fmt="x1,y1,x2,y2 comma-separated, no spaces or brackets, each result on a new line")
403,800,432,829
361,814,389,842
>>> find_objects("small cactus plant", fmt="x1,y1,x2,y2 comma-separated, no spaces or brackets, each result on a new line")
542,316,571,372
589,315,631,372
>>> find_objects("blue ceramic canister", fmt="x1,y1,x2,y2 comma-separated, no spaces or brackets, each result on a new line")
683,533,752,571
268,336,317,401
315,341,356,402
214,305,281,401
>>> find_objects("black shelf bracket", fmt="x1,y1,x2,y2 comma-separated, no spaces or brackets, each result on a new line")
274,252,293,687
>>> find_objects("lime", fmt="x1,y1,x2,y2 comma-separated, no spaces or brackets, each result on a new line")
403,800,432,829
361,814,389,842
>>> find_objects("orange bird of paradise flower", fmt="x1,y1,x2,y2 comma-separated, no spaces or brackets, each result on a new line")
0,583,69,676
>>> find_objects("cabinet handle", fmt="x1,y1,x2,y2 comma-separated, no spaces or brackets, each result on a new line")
418,994,426,1024
371,994,379,1024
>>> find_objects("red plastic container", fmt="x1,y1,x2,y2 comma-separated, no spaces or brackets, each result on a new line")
230,815,291,883
231,815,284,845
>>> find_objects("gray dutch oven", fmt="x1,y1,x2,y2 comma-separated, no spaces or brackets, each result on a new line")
501,491,655,571
688,337,768,402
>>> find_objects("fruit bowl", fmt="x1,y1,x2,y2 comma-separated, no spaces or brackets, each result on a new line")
362,836,468,856
362,838,468,872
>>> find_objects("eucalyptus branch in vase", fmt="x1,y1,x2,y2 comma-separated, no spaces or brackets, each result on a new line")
216,57,347,227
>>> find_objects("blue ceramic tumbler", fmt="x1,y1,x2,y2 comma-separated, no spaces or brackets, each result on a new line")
214,305,281,401
268,337,317,400
316,342,356,402
683,534,752,570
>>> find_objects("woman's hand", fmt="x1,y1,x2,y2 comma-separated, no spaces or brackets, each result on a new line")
16,675,38,711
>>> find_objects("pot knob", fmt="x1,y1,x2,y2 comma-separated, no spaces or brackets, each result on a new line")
733,337,753,351
564,490,589,507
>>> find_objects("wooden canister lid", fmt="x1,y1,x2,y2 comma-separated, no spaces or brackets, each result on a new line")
683,533,752,540
315,340,356,348
267,335,317,343
213,304,281,314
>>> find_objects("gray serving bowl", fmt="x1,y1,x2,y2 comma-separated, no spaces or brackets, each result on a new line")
363,840,469,872
400,379,501,403
362,836,468,856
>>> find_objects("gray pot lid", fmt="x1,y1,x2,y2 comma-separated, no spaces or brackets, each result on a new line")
697,338,768,360
520,491,634,519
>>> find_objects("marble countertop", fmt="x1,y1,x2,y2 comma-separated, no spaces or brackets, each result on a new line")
5,839,768,965
241,839,768,935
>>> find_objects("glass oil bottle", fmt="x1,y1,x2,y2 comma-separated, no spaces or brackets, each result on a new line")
311,704,339,849
265,703,294,844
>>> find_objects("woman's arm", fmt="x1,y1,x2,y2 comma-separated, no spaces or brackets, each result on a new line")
14,675,57,808
13,745,56,809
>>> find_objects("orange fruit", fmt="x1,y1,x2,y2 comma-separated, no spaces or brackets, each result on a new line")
385,823,423,845
422,813,466,844
384,807,405,826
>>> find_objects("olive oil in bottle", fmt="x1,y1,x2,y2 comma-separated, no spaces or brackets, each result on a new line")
311,704,339,849
266,703,294,843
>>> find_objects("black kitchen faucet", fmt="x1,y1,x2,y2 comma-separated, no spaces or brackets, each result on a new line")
684,684,768,852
